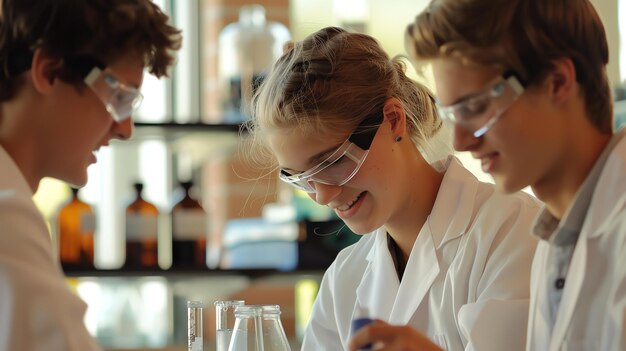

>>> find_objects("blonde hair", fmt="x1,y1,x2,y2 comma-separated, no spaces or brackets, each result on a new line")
247,26,449,168
406,0,613,133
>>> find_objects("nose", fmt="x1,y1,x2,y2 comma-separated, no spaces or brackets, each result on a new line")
308,182,342,206
111,117,134,140
452,124,481,152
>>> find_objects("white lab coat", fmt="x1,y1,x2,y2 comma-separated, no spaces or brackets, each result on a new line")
302,157,540,351
527,133,626,351
0,146,101,351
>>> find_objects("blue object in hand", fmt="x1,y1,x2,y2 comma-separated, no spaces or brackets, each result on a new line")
351,317,374,351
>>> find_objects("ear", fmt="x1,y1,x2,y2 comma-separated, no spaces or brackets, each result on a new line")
547,58,578,104
382,97,407,139
29,48,64,94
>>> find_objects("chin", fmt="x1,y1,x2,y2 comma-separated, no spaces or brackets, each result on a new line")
63,171,89,188
344,221,378,235
493,175,526,194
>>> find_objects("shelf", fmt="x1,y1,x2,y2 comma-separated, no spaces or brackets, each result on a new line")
129,122,244,143
134,122,243,133
63,267,323,280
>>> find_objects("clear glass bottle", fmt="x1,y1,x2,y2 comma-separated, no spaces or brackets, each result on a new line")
228,304,291,351
172,180,207,269
260,305,291,351
57,187,96,269
228,305,264,351
218,4,291,123
124,182,159,269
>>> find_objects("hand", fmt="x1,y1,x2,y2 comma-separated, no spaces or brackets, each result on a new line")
348,320,444,351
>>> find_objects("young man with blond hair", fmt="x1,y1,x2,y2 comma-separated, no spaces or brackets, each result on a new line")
350,0,626,350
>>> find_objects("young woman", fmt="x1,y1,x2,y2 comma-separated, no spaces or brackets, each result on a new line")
249,27,539,351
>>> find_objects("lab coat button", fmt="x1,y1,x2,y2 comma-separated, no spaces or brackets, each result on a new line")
555,278,565,289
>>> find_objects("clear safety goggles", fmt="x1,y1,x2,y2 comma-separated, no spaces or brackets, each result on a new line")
8,52,143,123
83,67,143,122
437,71,525,138
279,113,384,193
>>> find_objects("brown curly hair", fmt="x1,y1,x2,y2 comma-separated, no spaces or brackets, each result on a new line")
0,0,182,101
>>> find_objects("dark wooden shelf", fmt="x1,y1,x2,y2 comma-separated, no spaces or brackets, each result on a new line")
62,267,309,280
133,122,243,133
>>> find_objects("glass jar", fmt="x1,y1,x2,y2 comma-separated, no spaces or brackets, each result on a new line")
218,5,291,123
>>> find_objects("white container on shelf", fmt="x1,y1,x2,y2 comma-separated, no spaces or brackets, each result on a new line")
218,5,291,123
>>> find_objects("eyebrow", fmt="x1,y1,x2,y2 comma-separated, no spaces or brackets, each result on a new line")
308,142,344,164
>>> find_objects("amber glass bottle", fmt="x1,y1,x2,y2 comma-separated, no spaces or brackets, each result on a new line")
124,182,159,270
171,181,207,269
58,187,96,270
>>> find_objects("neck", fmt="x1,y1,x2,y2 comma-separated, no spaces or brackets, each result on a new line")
384,151,444,262
532,127,612,219
1,98,42,193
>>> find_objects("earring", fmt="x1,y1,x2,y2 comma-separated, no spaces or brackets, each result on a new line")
394,135,402,142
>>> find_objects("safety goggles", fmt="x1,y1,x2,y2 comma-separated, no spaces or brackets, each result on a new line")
83,66,143,122
436,71,525,138
7,52,142,122
279,112,384,193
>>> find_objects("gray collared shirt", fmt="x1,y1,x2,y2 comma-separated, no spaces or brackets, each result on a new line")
532,130,625,330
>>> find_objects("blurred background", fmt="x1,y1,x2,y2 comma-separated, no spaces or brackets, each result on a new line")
33,0,626,350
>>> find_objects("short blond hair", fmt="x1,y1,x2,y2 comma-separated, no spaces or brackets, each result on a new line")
406,0,613,133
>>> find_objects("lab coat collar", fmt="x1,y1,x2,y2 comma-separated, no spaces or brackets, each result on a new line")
428,156,479,249
545,131,626,350
582,130,626,239
357,155,479,324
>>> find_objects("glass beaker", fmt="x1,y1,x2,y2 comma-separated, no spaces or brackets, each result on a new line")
228,305,264,351
260,305,291,351
215,300,245,351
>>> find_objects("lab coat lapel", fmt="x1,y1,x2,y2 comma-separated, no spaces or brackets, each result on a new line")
548,226,588,350
355,229,399,319
387,157,476,324
527,244,552,351
356,156,478,325
389,223,439,324
386,158,476,324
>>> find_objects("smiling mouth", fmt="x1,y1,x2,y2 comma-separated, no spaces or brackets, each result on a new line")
336,192,365,212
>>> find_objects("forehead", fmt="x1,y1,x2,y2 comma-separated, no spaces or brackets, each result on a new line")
106,53,145,88
267,127,346,171
431,59,500,105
